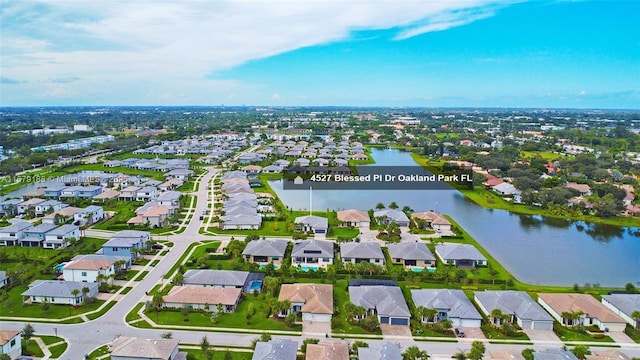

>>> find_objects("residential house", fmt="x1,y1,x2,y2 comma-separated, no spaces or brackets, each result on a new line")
492,182,520,197
294,215,328,239
157,191,182,207
102,230,150,260
291,240,334,270
92,189,120,201
136,186,158,201
306,340,349,360
0,199,20,217
118,186,140,201
221,213,262,230
73,205,104,225
252,339,298,360
71,253,131,271
0,330,21,360
62,258,117,283
411,211,452,232
33,199,67,216
129,203,173,228
336,209,371,228
601,294,640,328
164,169,193,181
262,165,282,173
42,206,82,224
43,184,68,198
0,271,8,289
20,223,57,247
109,337,185,360
387,242,436,270
22,280,99,305
565,182,592,196
489,349,526,360
277,283,333,322
537,293,627,332
348,285,411,326
435,243,487,268
339,242,385,266
17,197,46,215
0,221,33,246
533,349,579,360
158,179,183,193
43,224,80,249
411,289,482,327
77,185,103,198
182,269,250,289
373,209,410,227
162,286,242,312
242,239,288,267
357,342,402,360
474,291,554,330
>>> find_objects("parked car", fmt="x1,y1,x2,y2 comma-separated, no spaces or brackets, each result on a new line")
152,243,164,250
455,328,465,337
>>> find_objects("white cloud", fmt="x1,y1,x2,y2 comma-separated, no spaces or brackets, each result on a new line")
0,0,519,104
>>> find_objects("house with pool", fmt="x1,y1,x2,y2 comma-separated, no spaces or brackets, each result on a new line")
387,242,436,271
291,240,334,270
242,239,289,268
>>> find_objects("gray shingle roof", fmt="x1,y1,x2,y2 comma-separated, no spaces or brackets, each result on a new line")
602,294,640,316
340,242,384,260
242,239,288,257
387,242,435,261
110,337,179,359
534,349,579,360
252,339,298,360
46,224,78,236
183,270,249,287
22,280,98,298
291,240,334,258
436,243,486,262
294,215,328,230
357,342,402,360
373,209,410,223
349,286,410,318
411,289,482,320
474,291,553,322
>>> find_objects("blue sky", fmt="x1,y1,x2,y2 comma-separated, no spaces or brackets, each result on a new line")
1,0,639,108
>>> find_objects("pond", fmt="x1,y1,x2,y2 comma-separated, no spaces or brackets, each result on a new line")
270,148,640,287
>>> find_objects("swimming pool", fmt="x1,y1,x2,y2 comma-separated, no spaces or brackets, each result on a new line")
411,267,436,273
299,265,319,272
259,264,280,270
249,280,262,291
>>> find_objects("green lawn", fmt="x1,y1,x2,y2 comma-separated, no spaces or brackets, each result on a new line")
85,300,118,320
126,302,146,323
22,339,45,357
164,241,220,279
48,341,69,358
625,324,640,343
0,284,105,319
149,292,301,332
86,345,110,360
553,322,614,343
124,270,139,281
93,201,145,231
480,325,530,340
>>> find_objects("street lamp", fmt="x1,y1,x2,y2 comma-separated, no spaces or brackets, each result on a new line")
53,327,57,337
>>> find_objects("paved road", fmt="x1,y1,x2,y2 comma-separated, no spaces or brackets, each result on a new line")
2,162,640,359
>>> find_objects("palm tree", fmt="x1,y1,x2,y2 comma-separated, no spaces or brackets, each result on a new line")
375,203,385,210
81,286,91,302
71,289,80,305
416,306,438,324
490,308,503,326
631,310,640,329
402,346,429,360
388,202,399,210
561,311,574,326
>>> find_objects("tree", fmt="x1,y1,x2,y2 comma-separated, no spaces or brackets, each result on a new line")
71,288,80,305
181,305,191,322
200,336,213,360
571,345,591,360
161,332,173,339
490,309,503,326
631,310,640,329
389,202,399,209
22,323,35,349
251,333,272,349
375,203,385,210
522,349,535,360
284,311,296,327
466,341,485,360
416,306,437,323
351,341,368,354
301,338,319,354
0,354,11,360
403,346,429,360
173,272,184,286
81,286,91,302
453,351,467,360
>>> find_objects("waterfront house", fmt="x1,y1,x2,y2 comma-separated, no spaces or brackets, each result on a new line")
336,209,371,228
0,329,21,360
537,293,626,332
294,215,328,239
411,211,452,232
435,243,487,268
474,290,554,330
601,294,640,327
182,269,250,289
387,242,436,270
373,209,410,227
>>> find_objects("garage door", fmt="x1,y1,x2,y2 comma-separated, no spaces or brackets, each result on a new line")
532,321,553,330
380,316,389,324
391,317,409,326
459,319,482,328
302,313,331,322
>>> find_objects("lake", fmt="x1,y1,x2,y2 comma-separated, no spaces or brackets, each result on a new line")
270,148,640,287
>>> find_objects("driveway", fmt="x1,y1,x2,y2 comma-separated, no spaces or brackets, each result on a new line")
608,331,635,345
380,324,412,339
303,321,331,337
522,329,561,344
458,326,485,340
